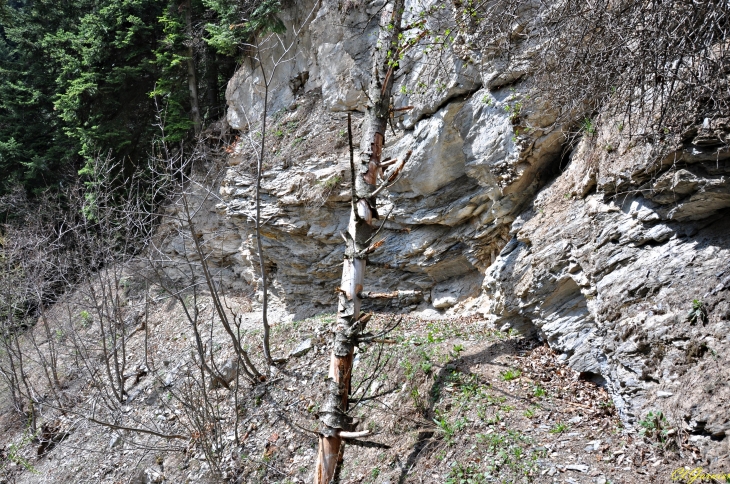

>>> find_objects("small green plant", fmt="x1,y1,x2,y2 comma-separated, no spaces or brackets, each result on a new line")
582,117,596,135
426,330,444,344
500,368,521,381
639,410,671,443
3,422,40,474
410,388,424,411
292,136,305,147
486,394,507,406
433,412,466,445
456,374,482,400
687,299,708,324
477,429,538,478
370,467,380,480
481,94,494,106
478,431,507,452
532,385,546,398
401,360,415,380
504,100,523,121
5,442,39,474
446,462,486,484
275,128,284,138
450,343,465,359
549,422,569,434
285,120,299,133
433,414,453,437
476,404,487,420
485,412,501,425
79,310,92,327
523,407,536,418
317,174,342,189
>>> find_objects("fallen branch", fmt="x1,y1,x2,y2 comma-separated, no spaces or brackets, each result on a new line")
358,290,422,299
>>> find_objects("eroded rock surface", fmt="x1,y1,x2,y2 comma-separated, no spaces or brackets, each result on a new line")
219,0,565,316
480,127,730,467
191,0,729,467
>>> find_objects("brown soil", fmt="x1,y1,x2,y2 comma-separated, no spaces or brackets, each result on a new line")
0,300,709,483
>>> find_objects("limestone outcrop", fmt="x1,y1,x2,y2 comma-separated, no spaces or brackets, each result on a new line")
180,0,729,468
219,0,565,316
481,126,730,465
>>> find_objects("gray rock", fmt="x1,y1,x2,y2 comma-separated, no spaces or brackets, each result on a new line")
290,339,313,357
131,467,164,484
479,116,730,464
431,272,483,309
108,432,123,449
159,0,730,467
210,356,239,390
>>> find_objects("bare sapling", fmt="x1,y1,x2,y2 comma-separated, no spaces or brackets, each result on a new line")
233,1,318,368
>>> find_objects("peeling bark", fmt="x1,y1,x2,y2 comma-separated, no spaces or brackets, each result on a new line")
314,1,406,482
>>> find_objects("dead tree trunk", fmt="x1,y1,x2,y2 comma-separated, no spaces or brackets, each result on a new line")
314,1,406,482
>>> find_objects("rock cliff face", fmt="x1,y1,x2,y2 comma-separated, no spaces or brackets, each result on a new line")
219,0,565,315
194,0,728,467
481,126,730,464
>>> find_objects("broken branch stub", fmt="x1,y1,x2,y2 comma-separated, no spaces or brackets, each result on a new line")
314,1,406,482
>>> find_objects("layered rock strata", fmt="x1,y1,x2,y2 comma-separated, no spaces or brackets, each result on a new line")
172,0,730,468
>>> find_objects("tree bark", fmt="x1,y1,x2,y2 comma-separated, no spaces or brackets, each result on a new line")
204,45,219,118
184,0,202,135
314,1,405,482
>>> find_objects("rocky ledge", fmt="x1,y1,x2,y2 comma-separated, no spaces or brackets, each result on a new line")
161,0,730,469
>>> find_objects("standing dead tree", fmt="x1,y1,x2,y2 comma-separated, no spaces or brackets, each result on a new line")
140,131,263,386
313,1,414,482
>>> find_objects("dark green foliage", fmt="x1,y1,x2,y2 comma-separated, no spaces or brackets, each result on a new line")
0,0,280,197
246,0,286,36
0,0,165,193
0,1,79,194
203,0,285,56
151,1,199,143
48,0,166,176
